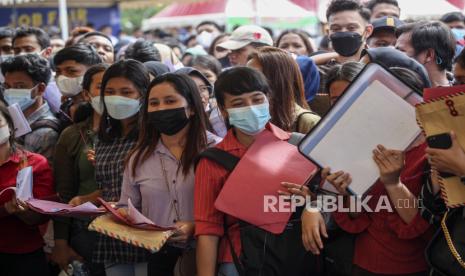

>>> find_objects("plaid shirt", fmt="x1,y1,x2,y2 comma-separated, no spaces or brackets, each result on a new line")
92,137,148,264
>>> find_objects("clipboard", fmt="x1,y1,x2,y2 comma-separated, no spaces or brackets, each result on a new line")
298,62,423,196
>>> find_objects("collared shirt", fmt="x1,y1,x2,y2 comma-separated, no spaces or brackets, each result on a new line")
119,132,221,230
22,103,59,165
194,124,289,263
0,150,54,254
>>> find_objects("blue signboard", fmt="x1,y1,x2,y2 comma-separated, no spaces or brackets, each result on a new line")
0,5,120,35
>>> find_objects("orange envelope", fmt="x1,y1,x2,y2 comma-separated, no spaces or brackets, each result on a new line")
423,84,465,101
214,130,317,234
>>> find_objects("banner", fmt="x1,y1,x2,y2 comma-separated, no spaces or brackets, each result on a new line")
0,5,120,35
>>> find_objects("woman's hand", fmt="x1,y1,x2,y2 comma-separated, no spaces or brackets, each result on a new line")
426,131,465,177
169,221,195,244
301,208,328,255
322,167,352,195
278,182,311,197
373,145,404,186
87,149,96,166
4,197,29,214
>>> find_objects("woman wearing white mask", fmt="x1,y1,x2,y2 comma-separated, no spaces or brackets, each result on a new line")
92,60,151,276
53,44,103,124
51,63,109,276
0,102,55,275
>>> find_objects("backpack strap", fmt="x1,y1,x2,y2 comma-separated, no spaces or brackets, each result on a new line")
195,147,240,172
295,111,318,133
30,118,61,133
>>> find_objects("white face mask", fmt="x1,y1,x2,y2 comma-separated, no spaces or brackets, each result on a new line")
90,96,104,115
104,95,141,120
0,54,13,63
56,75,84,97
0,124,10,144
197,31,217,49
4,88,36,111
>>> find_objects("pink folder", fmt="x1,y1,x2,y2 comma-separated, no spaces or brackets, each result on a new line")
27,199,106,217
214,130,318,234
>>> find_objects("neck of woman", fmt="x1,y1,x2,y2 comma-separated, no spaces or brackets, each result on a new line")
121,116,137,137
160,123,190,160
235,128,255,148
92,112,101,132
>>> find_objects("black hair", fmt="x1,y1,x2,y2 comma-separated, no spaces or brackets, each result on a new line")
440,12,465,24
390,67,426,92
184,35,197,47
325,61,364,93
98,59,150,142
365,0,399,11
78,31,113,46
1,54,51,85
0,27,14,40
129,73,208,177
53,43,103,67
395,21,424,38
82,63,110,91
191,55,222,78
326,0,371,22
208,33,230,56
214,66,271,108
411,21,456,71
13,26,50,49
196,21,222,32
275,29,314,55
124,40,161,63
455,47,465,68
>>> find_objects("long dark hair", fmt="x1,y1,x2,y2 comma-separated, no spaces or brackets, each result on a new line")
250,47,308,131
98,59,150,142
128,73,209,177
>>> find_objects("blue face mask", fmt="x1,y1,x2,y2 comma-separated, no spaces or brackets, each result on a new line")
4,88,36,111
104,95,141,120
227,102,271,135
452,28,465,41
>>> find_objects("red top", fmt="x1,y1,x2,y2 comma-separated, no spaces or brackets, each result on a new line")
332,143,432,274
0,150,54,254
195,124,290,263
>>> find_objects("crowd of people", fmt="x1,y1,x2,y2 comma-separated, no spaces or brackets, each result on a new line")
1,0,465,275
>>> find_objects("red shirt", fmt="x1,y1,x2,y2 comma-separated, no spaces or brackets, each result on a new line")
0,150,54,254
195,124,290,263
332,143,432,274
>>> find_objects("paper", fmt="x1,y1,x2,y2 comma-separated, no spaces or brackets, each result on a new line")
423,84,465,101
300,78,421,196
89,214,174,253
99,198,175,231
7,103,31,137
16,166,33,201
26,199,105,217
215,130,318,234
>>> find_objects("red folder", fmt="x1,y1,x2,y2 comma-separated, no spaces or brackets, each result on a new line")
423,84,465,101
214,130,318,234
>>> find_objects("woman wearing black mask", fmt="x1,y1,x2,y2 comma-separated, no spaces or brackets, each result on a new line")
119,73,221,275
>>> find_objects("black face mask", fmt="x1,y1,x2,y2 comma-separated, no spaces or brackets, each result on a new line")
218,56,231,68
330,32,363,57
148,107,190,136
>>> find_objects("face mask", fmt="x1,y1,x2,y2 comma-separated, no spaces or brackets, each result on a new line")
330,32,363,57
90,96,104,115
452,28,465,41
227,102,271,135
4,88,36,110
104,95,141,120
197,31,216,48
218,56,231,68
56,75,84,97
148,107,190,136
0,54,13,63
0,124,10,144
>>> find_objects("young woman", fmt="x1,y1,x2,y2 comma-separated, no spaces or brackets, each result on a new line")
248,47,320,134
119,73,220,275
51,64,109,275
92,60,150,276
0,103,54,275
276,29,315,56
191,55,222,84
325,62,365,105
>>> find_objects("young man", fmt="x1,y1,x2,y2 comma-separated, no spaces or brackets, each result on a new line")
397,21,456,87
365,0,401,20
53,43,102,121
368,16,403,48
78,32,115,64
1,54,58,164
196,21,222,49
0,28,14,60
12,27,61,114
216,25,272,66
440,11,465,30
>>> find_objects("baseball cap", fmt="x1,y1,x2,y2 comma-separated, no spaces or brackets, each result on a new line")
216,25,273,50
371,16,403,35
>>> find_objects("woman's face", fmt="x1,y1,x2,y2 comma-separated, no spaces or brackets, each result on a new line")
329,80,350,105
148,82,191,116
278,33,309,56
89,71,105,98
194,66,217,84
0,112,11,145
191,76,210,109
103,77,141,99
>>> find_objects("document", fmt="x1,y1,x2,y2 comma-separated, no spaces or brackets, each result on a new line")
7,103,31,138
299,63,422,196
26,199,105,217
